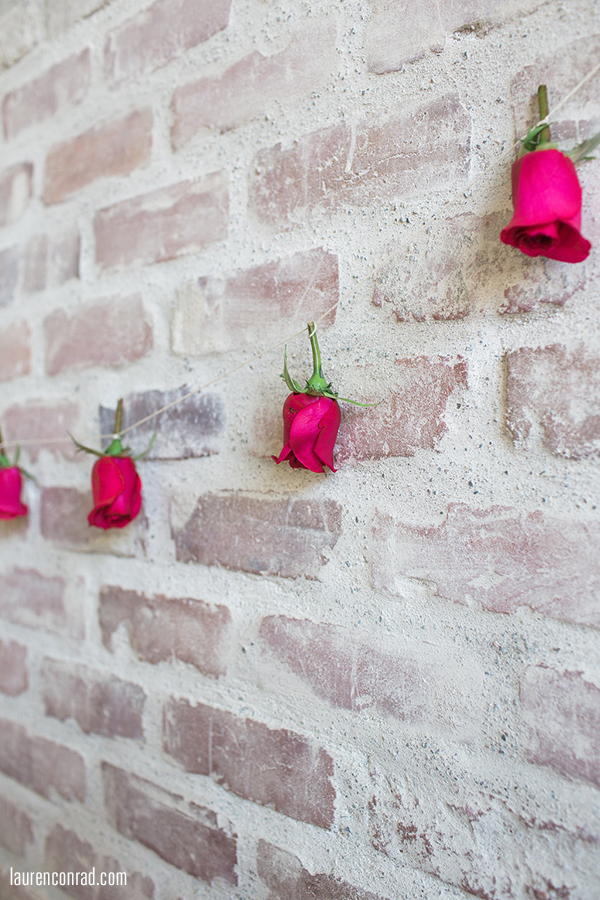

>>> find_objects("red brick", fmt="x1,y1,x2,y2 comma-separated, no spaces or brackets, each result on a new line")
172,493,342,579
44,109,153,205
366,0,542,74
0,321,30,382
41,659,145,740
258,840,385,900
372,504,600,628
0,795,33,855
45,824,155,900
521,667,600,788
0,246,19,306
103,763,237,885
23,227,80,293
373,211,585,320
3,400,79,461
104,0,232,86
506,345,600,460
0,639,28,696
95,173,228,270
2,50,90,140
172,249,338,356
40,486,147,555
99,387,225,459
336,357,467,463
171,24,337,146
249,94,470,229
0,163,33,228
99,586,231,678
163,697,335,828
0,718,85,802
44,295,153,375
0,567,80,637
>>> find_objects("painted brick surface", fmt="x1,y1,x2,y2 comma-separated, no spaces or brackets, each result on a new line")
521,667,600,788
0,1,43,70
99,586,231,677
0,568,79,637
172,249,338,356
0,638,28,696
23,228,80,293
0,246,19,306
506,344,600,459
44,109,152,204
171,24,337,145
47,0,110,38
250,95,470,228
44,295,153,375
2,399,79,461
0,718,85,802
2,50,91,139
103,763,238,885
0,321,30,382
41,659,146,740
99,387,225,459
104,0,232,85
94,173,228,269
336,357,468,462
163,698,335,828
0,868,39,900
0,794,34,856
0,163,33,228
172,493,342,578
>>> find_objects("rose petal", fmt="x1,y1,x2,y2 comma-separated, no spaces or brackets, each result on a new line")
289,397,337,473
313,400,341,471
0,467,28,519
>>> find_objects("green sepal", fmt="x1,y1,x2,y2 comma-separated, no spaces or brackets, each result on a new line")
564,131,600,165
104,437,124,457
281,347,303,393
69,433,105,457
19,465,36,483
519,121,556,153
131,432,156,462
0,451,11,469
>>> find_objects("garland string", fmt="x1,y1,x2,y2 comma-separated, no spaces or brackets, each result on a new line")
3,59,600,452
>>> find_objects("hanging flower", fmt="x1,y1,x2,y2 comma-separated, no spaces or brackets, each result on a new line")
501,84,599,263
71,399,153,530
0,430,29,520
273,322,371,474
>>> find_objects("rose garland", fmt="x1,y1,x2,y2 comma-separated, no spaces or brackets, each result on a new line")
501,84,600,263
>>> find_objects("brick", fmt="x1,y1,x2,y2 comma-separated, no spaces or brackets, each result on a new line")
257,841,385,900
0,0,43,70
23,227,80,293
0,567,81,637
41,659,145,740
366,0,542,74
103,763,237,885
372,504,600,628
95,173,228,270
0,163,33,228
0,246,19,306
336,357,468,463
163,697,335,828
44,109,153,205
0,639,28,696
2,400,79,461
44,295,153,375
45,824,154,900
506,345,600,460
0,718,85,802
47,0,110,39
172,249,338,356
0,794,33,855
249,94,470,228
2,50,91,140
99,586,231,678
40,486,147,555
99,387,225,460
373,211,585,321
0,321,30,382
172,492,342,579
521,667,600,789
104,0,232,86
171,24,337,146
0,868,40,900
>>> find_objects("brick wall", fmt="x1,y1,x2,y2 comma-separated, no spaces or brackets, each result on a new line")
1,1,600,899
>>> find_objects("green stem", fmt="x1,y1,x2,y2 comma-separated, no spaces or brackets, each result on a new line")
0,427,8,468
538,84,551,145
114,398,124,435
305,322,329,394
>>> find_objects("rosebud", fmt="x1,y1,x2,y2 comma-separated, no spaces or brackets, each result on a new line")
273,393,340,473
88,454,142,530
0,465,28,520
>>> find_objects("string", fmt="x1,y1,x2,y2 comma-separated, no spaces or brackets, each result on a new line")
3,61,600,452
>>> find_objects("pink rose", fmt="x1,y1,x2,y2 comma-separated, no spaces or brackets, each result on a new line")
273,393,341,473
88,455,142,529
500,149,591,263
0,465,28,519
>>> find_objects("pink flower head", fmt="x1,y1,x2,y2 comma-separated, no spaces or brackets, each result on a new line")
0,466,28,519
500,149,591,263
273,393,341,473
88,454,142,529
